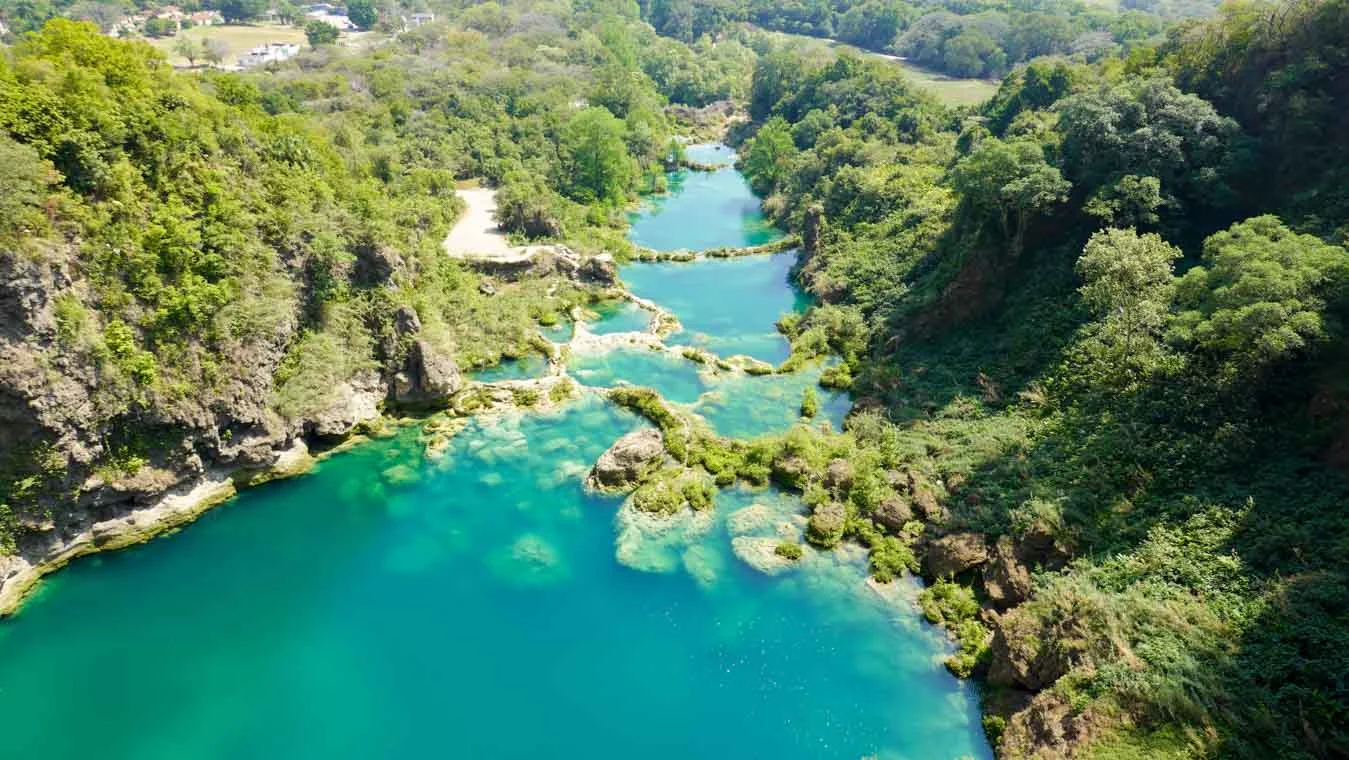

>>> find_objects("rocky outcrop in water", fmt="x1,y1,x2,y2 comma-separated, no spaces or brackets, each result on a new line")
586,428,665,492
393,339,464,410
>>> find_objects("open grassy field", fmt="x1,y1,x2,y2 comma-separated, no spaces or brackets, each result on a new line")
149,23,308,66
884,57,1001,107
766,30,1000,107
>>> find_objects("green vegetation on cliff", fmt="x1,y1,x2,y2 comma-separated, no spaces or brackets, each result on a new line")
731,1,1349,756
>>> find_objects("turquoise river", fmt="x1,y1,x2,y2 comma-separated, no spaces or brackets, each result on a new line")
0,146,990,759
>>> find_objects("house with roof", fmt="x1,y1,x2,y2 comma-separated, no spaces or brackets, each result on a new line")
304,9,355,30
237,42,300,68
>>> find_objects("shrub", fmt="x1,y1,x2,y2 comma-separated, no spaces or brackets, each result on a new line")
774,541,804,560
800,386,819,418
806,501,847,548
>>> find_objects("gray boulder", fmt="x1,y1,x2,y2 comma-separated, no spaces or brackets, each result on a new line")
586,428,665,491
872,496,914,533
924,532,989,579
393,339,463,409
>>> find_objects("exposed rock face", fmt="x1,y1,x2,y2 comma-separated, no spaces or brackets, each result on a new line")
983,536,1033,610
579,254,618,286
806,501,847,548
393,339,463,409
0,247,433,615
873,496,914,533
823,458,854,493
352,242,405,286
924,532,989,579
997,691,1107,760
460,245,615,286
770,455,808,490
802,203,824,261
308,370,384,438
393,304,422,336
586,428,665,491
987,606,1075,691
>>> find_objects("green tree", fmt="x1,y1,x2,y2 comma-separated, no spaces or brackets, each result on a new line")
950,137,1070,254
1084,174,1166,229
1057,79,1239,224
0,136,59,244
1169,215,1349,377
202,38,228,67
305,19,339,47
346,0,377,30
216,0,267,23
274,0,300,25
742,117,796,196
1076,227,1181,377
173,37,202,67
495,172,564,239
560,107,634,204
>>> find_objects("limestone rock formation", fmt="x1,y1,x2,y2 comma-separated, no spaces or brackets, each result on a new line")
393,339,464,409
823,458,854,493
987,606,1076,691
585,428,665,491
982,536,1033,610
924,532,989,579
872,496,914,533
308,370,384,438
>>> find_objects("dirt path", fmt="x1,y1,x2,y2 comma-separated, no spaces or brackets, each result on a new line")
443,188,514,257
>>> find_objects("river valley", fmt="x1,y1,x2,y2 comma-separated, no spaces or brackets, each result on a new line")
0,146,990,760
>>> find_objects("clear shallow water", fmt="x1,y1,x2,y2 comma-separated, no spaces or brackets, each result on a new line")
470,352,549,383
0,144,989,760
628,152,782,252
568,348,709,404
540,319,573,342
684,142,736,165
621,253,810,365
696,363,852,438
0,401,987,759
585,300,652,335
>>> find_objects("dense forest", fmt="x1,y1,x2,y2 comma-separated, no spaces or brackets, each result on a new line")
2,0,1348,757
638,0,1195,78
729,0,1349,756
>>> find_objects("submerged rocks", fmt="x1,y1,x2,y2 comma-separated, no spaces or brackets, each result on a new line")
614,497,716,574
731,536,796,575
924,532,989,579
585,428,665,492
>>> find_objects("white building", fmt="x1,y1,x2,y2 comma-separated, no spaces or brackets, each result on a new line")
304,10,355,31
406,12,435,28
237,42,300,68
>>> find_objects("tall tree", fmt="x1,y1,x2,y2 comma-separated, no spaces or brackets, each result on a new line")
1076,227,1181,377
216,0,267,24
305,20,339,47
560,107,634,204
742,117,796,196
950,136,1070,254
346,0,377,30
1169,215,1349,378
